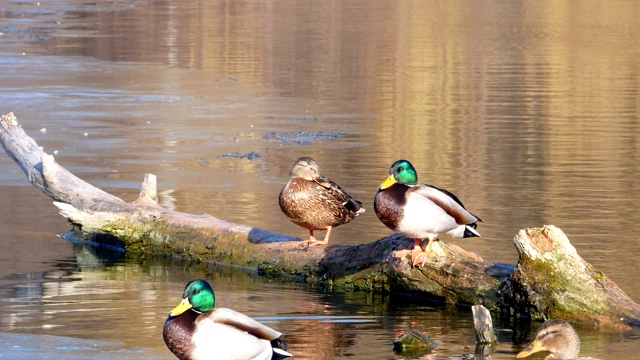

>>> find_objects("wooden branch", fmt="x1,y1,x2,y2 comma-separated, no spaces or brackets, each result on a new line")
2,112,640,330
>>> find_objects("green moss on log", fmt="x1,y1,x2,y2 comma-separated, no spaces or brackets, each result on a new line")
76,218,254,264
336,268,390,292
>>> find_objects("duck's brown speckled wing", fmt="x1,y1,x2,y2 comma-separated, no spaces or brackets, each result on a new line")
279,175,363,231
318,175,364,214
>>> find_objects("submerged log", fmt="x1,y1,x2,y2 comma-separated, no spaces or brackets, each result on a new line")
392,330,439,357
2,112,640,330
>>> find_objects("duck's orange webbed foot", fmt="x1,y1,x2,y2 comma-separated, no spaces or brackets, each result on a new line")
297,238,329,248
297,230,329,248
412,249,430,267
411,239,433,267
297,236,313,248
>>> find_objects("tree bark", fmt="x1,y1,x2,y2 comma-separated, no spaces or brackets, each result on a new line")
2,112,639,330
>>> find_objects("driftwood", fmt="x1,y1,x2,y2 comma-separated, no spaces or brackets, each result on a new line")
472,305,497,344
2,112,640,330
472,305,497,358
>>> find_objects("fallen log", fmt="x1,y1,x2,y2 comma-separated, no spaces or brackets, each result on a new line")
2,112,639,329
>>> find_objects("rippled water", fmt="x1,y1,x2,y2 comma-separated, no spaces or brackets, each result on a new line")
1,0,640,359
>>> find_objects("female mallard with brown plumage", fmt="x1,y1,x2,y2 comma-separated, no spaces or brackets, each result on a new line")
163,279,292,360
374,160,481,267
279,157,364,246
517,319,598,359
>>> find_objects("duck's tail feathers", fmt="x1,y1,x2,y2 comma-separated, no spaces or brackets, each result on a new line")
446,223,481,238
471,213,482,223
272,348,293,359
345,198,365,215
271,337,291,359
463,224,481,238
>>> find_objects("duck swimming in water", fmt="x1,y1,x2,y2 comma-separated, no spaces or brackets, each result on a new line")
517,319,597,360
163,279,292,360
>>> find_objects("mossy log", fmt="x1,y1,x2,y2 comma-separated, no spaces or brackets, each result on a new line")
512,226,640,329
2,112,640,329
392,330,439,357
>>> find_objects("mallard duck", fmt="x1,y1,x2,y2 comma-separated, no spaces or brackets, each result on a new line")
279,157,364,246
517,319,591,359
163,279,292,360
373,160,481,267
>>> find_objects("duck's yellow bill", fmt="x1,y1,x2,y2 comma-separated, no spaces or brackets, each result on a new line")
516,340,545,358
314,177,331,189
168,297,193,316
379,174,397,190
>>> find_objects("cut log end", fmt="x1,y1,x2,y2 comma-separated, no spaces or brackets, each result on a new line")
1,112,19,127
137,173,158,204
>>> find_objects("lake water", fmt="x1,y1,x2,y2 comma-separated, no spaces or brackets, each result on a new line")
1,0,639,359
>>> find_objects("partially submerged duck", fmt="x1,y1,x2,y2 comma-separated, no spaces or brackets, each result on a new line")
517,319,596,360
163,279,292,360
374,160,481,266
279,157,364,246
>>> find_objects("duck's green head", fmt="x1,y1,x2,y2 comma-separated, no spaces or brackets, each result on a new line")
379,160,418,190
168,279,215,316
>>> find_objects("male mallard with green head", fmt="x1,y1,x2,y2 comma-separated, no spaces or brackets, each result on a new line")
163,279,292,360
517,319,596,359
374,160,481,267
279,157,364,246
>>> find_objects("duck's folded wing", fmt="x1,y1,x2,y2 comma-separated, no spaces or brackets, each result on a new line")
412,184,480,225
205,307,283,341
320,176,364,212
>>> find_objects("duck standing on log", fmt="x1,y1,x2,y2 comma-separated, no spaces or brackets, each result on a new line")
279,157,365,246
163,279,292,360
374,160,481,267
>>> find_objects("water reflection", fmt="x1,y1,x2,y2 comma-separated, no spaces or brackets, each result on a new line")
0,243,483,359
3,234,640,359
